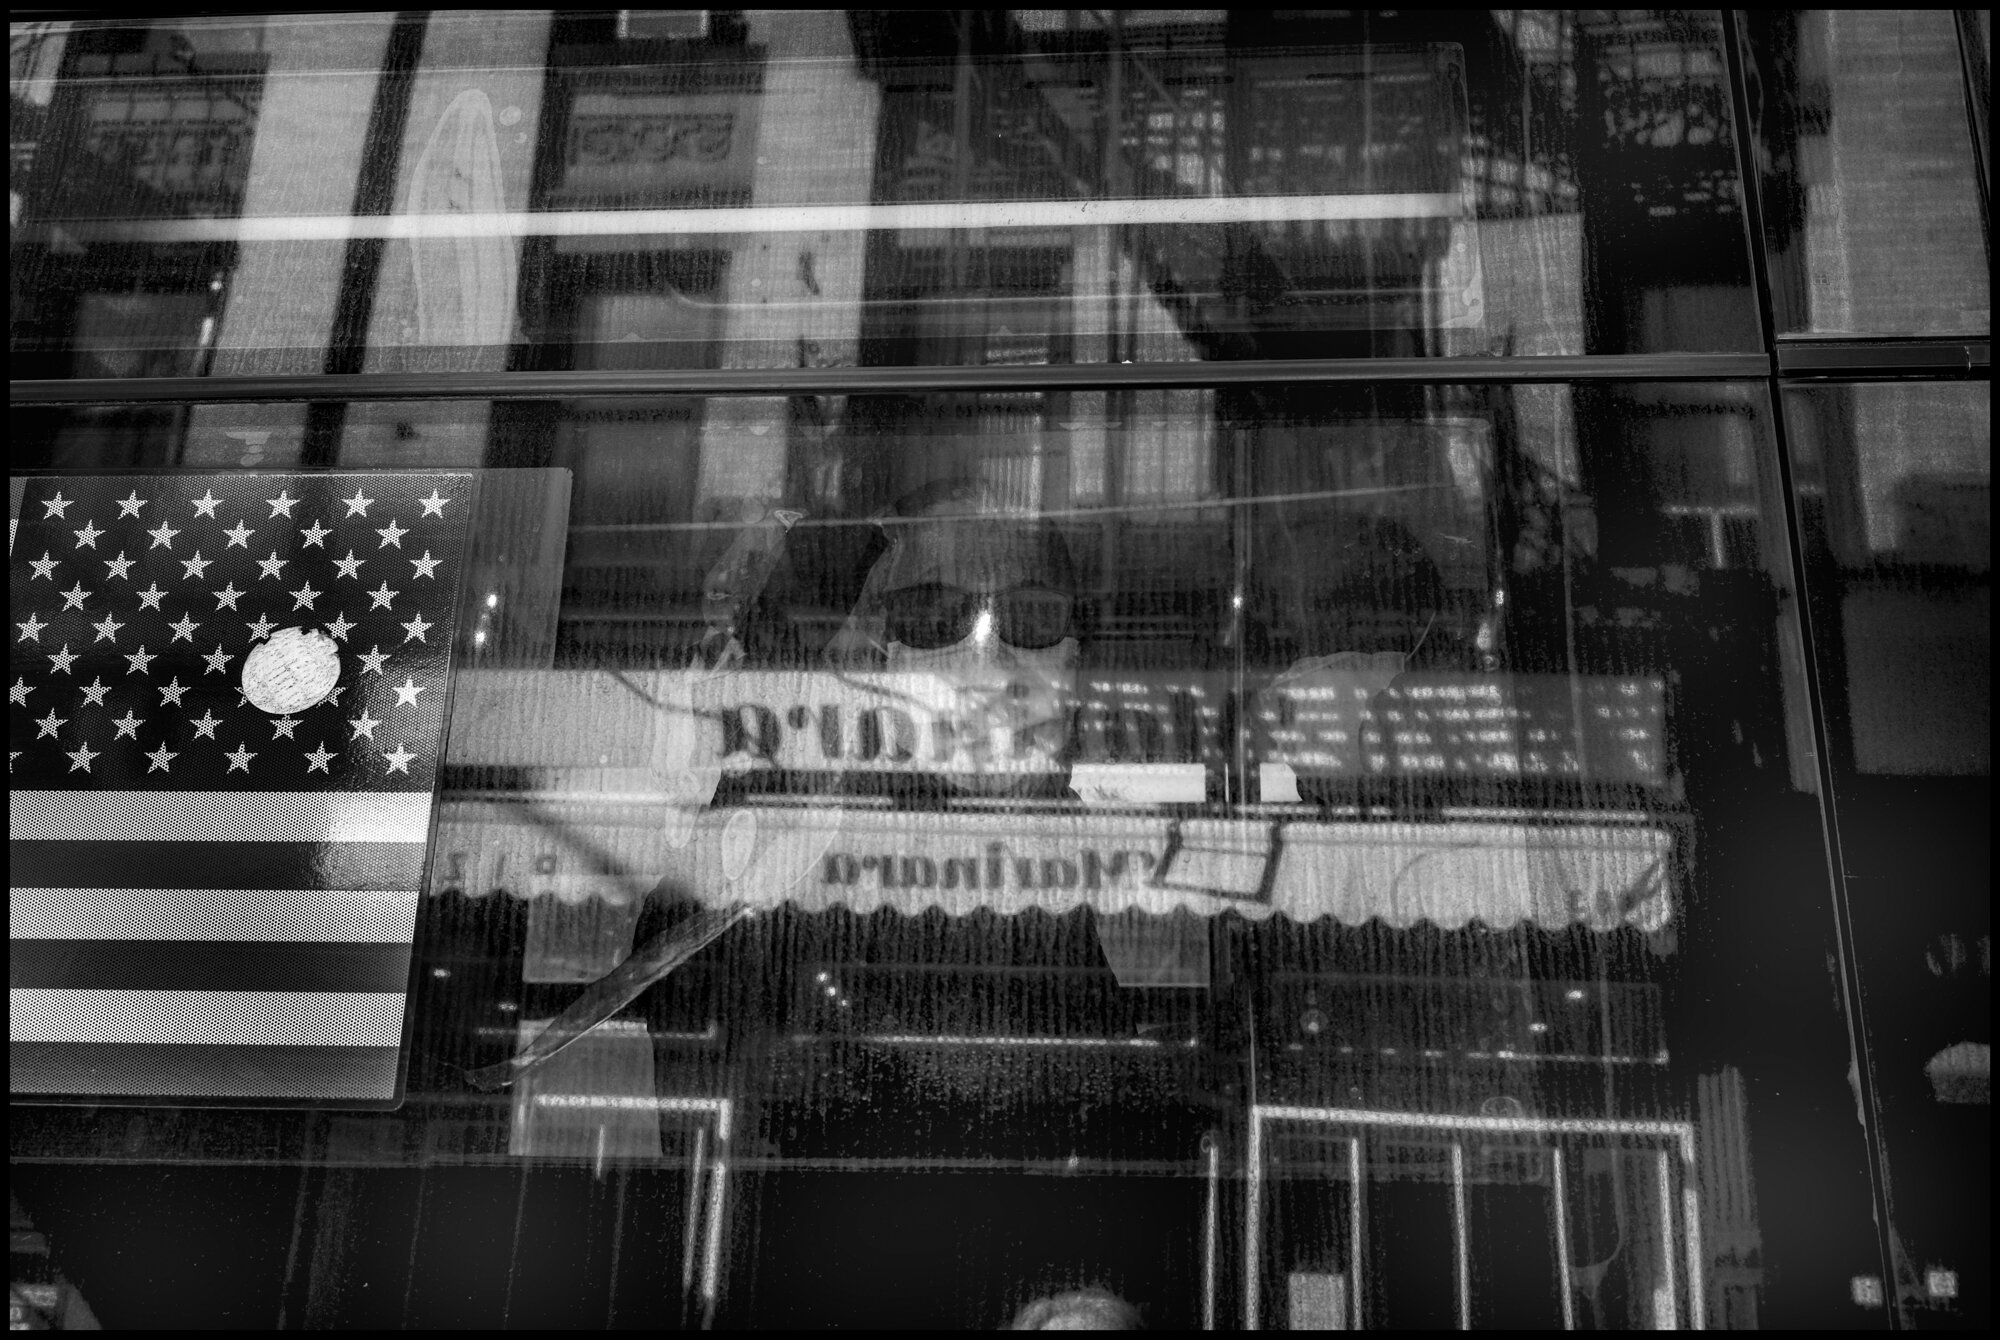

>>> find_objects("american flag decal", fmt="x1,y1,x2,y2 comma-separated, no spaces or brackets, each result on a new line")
9,473,473,1104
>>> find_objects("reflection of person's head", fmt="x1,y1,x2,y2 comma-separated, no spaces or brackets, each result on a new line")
833,479,1081,796
1006,1286,1143,1330
1265,511,1445,662
867,478,1077,635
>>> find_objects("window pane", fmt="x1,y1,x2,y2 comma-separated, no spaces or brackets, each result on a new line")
12,380,1895,1328
1781,380,1991,1335
1746,10,1991,336
1783,381,1990,776
9,10,1764,381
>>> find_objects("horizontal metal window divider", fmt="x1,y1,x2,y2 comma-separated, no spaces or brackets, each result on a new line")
1774,338,1989,377
9,355,1773,405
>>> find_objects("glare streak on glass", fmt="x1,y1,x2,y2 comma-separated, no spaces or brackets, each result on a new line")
1349,1135,1365,1331
1656,1148,1681,1330
1684,1175,1708,1332
1451,1139,1470,1330
1551,1147,1577,1330
57,192,1467,242
681,1121,706,1294
701,1152,728,1307
1244,1109,1265,1331
1200,1136,1218,1331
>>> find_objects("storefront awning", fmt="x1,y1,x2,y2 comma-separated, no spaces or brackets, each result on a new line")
433,800,1672,933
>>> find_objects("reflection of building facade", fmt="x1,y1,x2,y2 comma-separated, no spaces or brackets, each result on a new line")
8,9,1990,1331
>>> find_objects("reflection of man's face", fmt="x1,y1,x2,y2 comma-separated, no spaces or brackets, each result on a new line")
873,508,1079,795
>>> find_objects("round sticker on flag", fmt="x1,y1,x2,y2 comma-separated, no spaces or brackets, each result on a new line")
242,627,343,715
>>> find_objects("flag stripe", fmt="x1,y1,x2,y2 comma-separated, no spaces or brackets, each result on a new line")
11,1041,403,1101
9,841,428,891
10,988,407,1048
9,791,434,844
10,940,412,994
10,887,422,943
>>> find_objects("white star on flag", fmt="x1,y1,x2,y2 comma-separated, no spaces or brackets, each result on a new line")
116,492,147,518
146,744,177,772
61,583,90,610
48,646,78,674
358,647,390,675
324,612,356,641
256,553,287,579
410,551,442,579
212,582,243,610
72,520,104,549
104,553,135,580
180,552,212,579
343,490,373,517
9,679,31,706
246,614,278,641
80,679,111,707
292,583,320,610
43,492,72,518
300,520,331,547
157,677,188,707
401,613,432,643
368,582,398,610
225,744,257,772
189,711,222,740
382,744,417,774
112,711,144,740
168,613,201,642
202,646,232,674
136,583,167,610
266,491,299,518
271,717,301,739
36,711,65,738
123,646,157,675
190,490,223,517
304,743,336,773
91,613,124,643
419,490,449,517
333,551,365,579
350,711,381,740
376,520,408,549
67,743,98,773
18,614,48,643
30,554,59,580
223,521,255,549
392,678,424,707
148,521,180,549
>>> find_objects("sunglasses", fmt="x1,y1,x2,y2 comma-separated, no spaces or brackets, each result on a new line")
881,584,1074,650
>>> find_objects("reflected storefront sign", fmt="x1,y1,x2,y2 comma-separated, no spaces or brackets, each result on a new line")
445,665,1670,793
433,799,1672,934
434,664,1676,933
